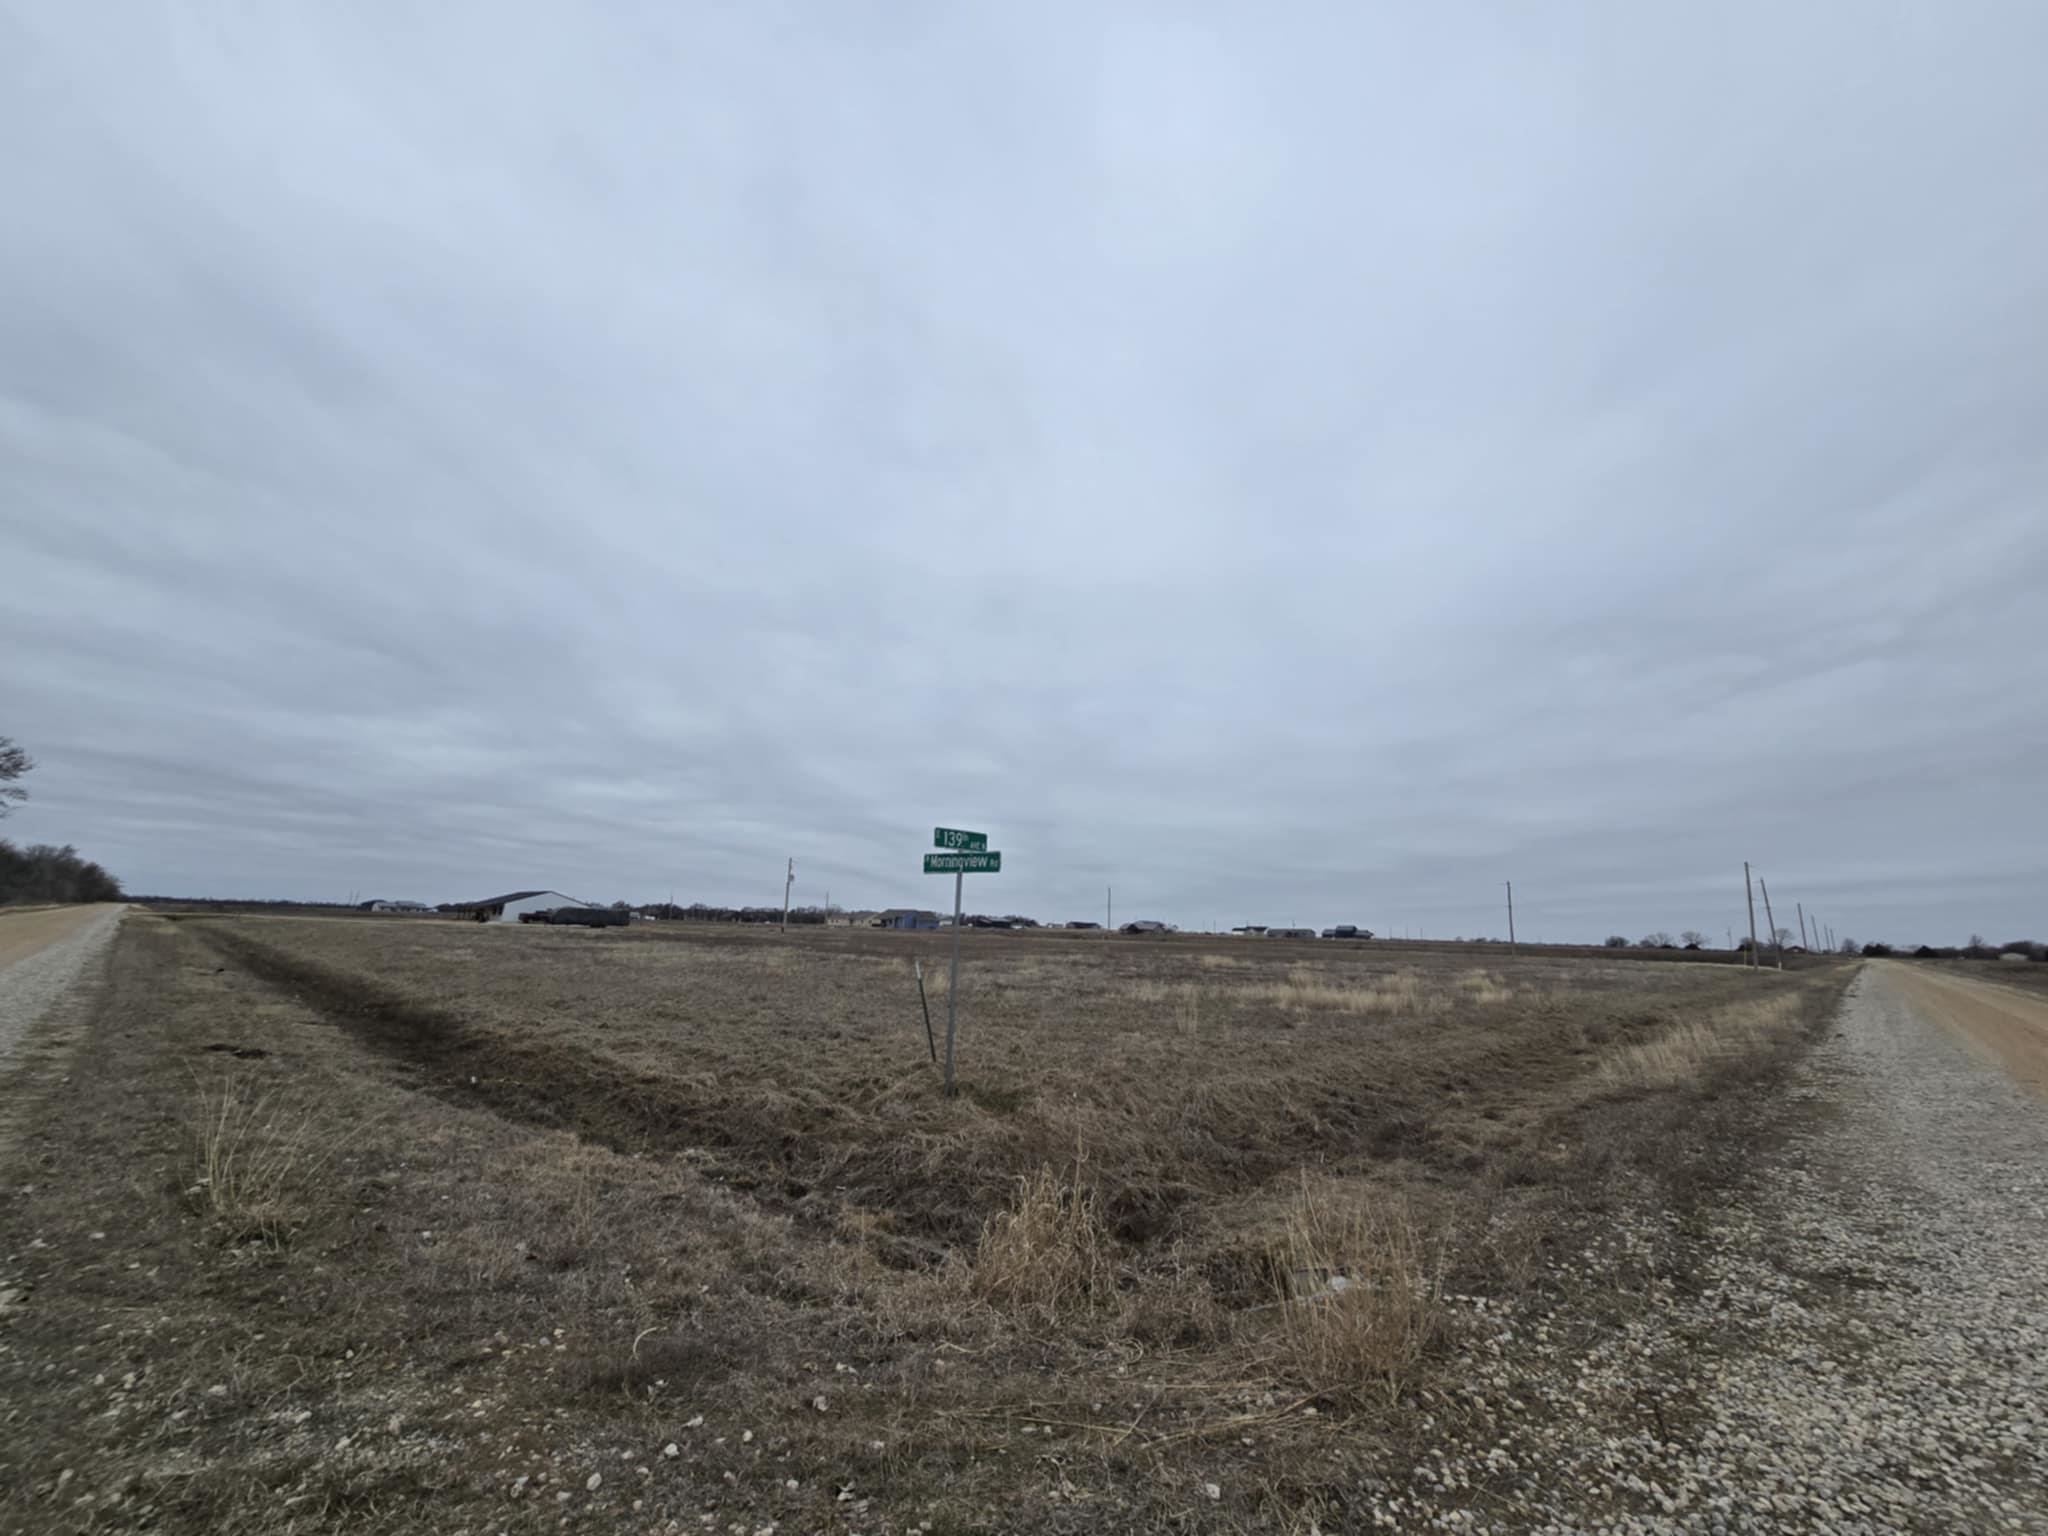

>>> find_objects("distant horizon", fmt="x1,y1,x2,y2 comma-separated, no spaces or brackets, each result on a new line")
118,884,2030,952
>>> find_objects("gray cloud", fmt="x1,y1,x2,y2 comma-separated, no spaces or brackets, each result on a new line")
4,3,2045,943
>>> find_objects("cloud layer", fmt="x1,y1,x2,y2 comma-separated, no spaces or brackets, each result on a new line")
5,3,2045,943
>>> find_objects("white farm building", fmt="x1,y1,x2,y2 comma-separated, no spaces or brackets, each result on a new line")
453,890,598,923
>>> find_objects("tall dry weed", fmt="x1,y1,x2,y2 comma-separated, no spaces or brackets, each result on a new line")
188,1073,332,1245
1265,1175,1441,1405
967,1153,1116,1326
1454,970,1513,1005
1599,993,1803,1091
1243,968,1496,1017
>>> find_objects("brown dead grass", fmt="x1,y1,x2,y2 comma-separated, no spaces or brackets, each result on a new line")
1598,991,1806,1091
0,914,1854,1535
187,1070,333,1245
1264,1174,1443,1407
966,1152,1118,1325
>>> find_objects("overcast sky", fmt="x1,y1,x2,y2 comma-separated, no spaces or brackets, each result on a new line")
4,4,2044,943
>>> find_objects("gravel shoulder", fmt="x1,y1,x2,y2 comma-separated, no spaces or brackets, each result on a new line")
0,905,126,1165
0,904,125,1072
1412,961,2048,1533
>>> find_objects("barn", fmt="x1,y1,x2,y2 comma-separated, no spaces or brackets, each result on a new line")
873,908,940,931
452,890,598,923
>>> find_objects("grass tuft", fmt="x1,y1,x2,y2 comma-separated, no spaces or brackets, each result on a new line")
188,1072,331,1245
1265,1175,1442,1405
967,1153,1116,1325
1598,993,1804,1091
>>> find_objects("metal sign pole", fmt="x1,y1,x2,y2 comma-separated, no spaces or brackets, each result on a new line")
944,870,963,1095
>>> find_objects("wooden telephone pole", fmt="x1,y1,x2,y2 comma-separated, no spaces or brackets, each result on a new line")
1743,862,1761,969
1505,880,1516,957
1759,876,1783,970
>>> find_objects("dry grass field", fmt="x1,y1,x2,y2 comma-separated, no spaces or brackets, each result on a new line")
0,915,1850,1534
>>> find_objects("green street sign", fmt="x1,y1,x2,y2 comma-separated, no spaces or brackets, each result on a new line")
933,827,988,852
925,851,1001,874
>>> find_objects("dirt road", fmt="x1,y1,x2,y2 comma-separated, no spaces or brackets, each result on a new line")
1884,961,2048,1098
0,904,113,972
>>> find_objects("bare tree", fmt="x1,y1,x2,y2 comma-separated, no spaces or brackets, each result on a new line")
1639,931,1675,949
1774,927,1794,948
0,736,30,818
1679,930,1708,948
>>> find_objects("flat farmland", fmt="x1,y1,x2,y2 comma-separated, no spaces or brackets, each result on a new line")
0,915,1849,1534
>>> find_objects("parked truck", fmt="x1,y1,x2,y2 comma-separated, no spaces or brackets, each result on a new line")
519,906,630,928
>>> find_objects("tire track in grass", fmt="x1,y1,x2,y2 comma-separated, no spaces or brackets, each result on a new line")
187,920,731,1155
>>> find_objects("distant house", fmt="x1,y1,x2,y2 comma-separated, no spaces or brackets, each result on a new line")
1066,921,1102,930
1120,920,1171,935
367,899,430,914
873,909,940,931
1266,927,1317,940
450,890,597,924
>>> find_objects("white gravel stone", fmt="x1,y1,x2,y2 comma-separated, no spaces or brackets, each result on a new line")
0,908,123,1071
1374,967,2048,1532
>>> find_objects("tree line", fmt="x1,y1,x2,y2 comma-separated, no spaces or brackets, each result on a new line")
0,736,125,905
0,842,123,904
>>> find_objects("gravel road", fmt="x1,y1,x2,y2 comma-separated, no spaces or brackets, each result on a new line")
0,905,124,1076
1385,963,2048,1534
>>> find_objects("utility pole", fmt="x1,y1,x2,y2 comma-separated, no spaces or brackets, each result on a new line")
1759,876,1783,970
1505,880,1516,957
1106,886,1112,932
1743,862,1760,970
1798,902,1809,951
781,858,794,932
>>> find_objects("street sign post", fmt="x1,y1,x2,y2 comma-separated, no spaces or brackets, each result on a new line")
923,851,1001,874
925,827,999,1095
